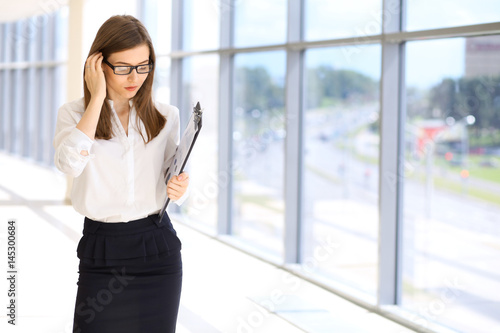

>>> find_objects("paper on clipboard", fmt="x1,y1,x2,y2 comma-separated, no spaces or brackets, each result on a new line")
158,102,202,221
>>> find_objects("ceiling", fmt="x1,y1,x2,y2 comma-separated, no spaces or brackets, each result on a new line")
0,0,68,23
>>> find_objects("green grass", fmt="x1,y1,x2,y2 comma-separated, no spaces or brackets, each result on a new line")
307,156,500,207
433,177,500,207
434,155,500,184
466,167,500,184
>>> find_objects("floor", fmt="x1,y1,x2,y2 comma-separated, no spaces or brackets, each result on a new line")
0,152,417,333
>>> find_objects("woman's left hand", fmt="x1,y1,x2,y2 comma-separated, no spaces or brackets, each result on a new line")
167,172,189,201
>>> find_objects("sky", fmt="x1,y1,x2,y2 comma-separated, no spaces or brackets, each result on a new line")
406,0,500,31
406,38,465,89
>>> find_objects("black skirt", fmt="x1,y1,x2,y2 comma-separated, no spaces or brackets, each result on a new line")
73,213,182,333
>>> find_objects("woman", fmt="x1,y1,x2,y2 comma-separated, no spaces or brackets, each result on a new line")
53,15,188,333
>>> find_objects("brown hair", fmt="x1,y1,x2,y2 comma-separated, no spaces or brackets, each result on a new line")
84,15,165,142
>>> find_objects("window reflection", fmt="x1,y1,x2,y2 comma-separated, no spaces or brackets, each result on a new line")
403,36,500,332
232,51,286,257
303,45,381,296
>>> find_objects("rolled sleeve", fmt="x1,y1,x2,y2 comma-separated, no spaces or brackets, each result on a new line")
67,127,94,154
55,128,95,177
53,99,95,177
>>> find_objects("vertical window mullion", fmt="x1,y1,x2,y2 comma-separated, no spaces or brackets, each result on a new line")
378,0,404,306
217,0,234,235
284,0,304,264
168,0,184,215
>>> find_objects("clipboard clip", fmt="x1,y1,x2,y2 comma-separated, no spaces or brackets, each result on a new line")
193,102,203,129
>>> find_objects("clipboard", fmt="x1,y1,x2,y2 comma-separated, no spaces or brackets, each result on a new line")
158,102,202,222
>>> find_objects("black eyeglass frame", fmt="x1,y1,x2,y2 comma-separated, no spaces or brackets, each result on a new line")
103,58,154,75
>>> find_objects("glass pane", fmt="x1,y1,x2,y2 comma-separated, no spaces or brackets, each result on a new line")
302,45,381,296
0,70,5,150
153,56,171,104
142,0,172,55
55,7,69,61
233,0,287,48
232,51,286,258
305,0,382,41
403,36,500,332
51,65,66,165
82,0,138,55
182,0,219,51
0,24,4,63
40,15,50,62
144,0,172,103
34,68,43,162
20,69,30,157
14,20,28,62
180,55,219,231
1,70,12,151
406,0,500,31
11,69,22,155
5,23,15,62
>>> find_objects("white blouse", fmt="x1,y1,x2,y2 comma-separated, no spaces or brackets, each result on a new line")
53,98,187,222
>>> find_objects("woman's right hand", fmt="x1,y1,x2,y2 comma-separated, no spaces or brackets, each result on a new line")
84,52,106,102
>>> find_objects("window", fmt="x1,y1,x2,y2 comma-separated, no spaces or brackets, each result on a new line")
305,0,382,41
0,10,67,166
180,55,220,231
302,45,381,295
143,0,172,104
406,0,500,31
182,0,219,51
142,0,172,55
233,0,287,48
403,36,500,332
149,1,500,331
232,51,287,257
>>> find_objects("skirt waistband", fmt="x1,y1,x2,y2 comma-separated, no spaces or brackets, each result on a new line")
83,213,172,236
77,212,181,265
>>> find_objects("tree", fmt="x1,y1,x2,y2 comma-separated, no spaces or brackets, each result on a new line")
425,75,500,147
306,65,378,109
234,66,284,113
428,75,500,130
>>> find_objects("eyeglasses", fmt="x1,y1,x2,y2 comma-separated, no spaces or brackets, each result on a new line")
103,59,154,75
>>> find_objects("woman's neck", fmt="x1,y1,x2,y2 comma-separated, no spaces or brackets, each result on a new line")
111,98,131,115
